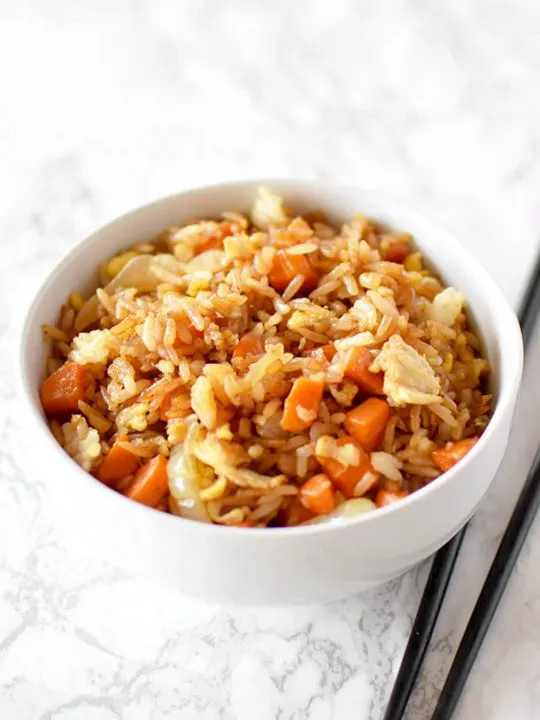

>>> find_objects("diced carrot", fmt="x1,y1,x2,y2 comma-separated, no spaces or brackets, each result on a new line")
123,454,169,508
344,398,390,452
316,436,378,499
384,240,410,263
281,376,324,432
432,437,479,472
375,488,409,507
40,362,87,415
220,221,235,236
196,235,223,254
343,347,384,394
269,250,319,294
300,474,336,514
279,497,315,526
320,344,337,361
231,520,254,528
309,344,336,362
233,334,264,360
307,345,336,372
96,439,139,487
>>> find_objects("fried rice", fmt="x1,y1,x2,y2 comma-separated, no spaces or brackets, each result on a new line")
39,187,492,527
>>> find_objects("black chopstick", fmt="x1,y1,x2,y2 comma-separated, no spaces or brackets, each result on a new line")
432,446,540,718
382,529,468,720
383,251,540,720
382,530,466,720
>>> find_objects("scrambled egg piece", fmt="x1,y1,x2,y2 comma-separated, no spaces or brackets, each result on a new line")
193,433,247,472
375,334,441,405
428,287,466,326
251,186,288,230
69,329,112,365
115,402,149,432
350,296,379,331
104,357,140,406
61,415,101,471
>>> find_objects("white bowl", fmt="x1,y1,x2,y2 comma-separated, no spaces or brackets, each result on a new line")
19,180,523,606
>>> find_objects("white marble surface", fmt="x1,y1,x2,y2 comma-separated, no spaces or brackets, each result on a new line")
2,1,540,718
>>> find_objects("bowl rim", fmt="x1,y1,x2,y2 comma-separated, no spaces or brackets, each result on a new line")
18,178,524,539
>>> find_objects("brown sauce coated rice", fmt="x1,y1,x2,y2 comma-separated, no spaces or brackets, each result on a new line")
39,187,492,527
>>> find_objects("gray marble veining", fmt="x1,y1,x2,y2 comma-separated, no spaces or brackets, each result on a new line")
2,1,540,718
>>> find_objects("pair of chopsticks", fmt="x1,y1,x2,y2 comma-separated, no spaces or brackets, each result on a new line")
384,252,540,720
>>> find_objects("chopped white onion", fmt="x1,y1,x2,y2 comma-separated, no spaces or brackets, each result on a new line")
167,442,210,523
75,255,165,331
